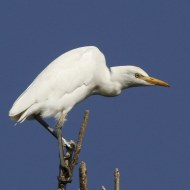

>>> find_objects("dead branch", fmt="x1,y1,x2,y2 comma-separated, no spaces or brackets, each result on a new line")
35,111,122,190
35,111,90,190
56,110,90,189
70,110,89,172
114,168,120,190
79,162,88,190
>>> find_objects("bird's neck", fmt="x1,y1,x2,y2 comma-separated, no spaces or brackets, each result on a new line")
110,66,131,88
96,66,129,97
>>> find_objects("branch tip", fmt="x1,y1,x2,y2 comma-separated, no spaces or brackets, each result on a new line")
79,161,88,190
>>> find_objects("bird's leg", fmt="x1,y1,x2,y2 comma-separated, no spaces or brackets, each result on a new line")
34,115,71,148
56,113,72,183
34,114,73,183
34,115,56,137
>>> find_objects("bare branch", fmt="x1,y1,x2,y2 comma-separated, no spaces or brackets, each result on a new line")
79,162,88,190
114,168,120,190
70,110,90,171
35,112,121,190
57,110,89,189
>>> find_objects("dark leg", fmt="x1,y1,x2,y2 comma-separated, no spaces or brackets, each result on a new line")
34,115,57,138
34,114,72,184
34,115,71,148
33,111,89,188
56,113,72,184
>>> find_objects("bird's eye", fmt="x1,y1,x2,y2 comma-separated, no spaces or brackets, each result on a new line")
135,73,140,78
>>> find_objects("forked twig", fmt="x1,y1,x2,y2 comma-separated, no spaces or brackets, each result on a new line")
34,110,90,190
57,110,90,190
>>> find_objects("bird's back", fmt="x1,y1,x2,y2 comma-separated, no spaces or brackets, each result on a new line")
9,46,109,122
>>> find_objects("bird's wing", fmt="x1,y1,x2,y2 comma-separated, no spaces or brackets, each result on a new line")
9,46,107,119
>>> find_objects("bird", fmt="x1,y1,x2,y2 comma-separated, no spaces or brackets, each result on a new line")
9,46,169,123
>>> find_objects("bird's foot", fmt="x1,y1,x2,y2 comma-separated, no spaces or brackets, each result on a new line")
67,140,76,149
62,138,76,150
62,137,71,148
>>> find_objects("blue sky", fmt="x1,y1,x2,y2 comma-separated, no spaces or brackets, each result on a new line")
1,0,190,189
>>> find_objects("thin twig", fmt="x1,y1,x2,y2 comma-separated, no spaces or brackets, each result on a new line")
70,110,90,171
79,162,88,190
114,168,120,190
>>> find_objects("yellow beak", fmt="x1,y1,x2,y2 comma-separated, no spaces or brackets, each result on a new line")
141,76,170,87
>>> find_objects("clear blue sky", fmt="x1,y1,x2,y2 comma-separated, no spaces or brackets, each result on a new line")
1,0,190,189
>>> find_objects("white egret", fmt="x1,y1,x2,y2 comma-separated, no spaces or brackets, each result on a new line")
9,46,169,123
9,46,170,180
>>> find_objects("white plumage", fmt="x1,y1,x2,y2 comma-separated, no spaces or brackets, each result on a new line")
9,46,169,123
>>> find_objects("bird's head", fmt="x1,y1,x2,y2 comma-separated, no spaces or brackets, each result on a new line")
111,66,170,89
